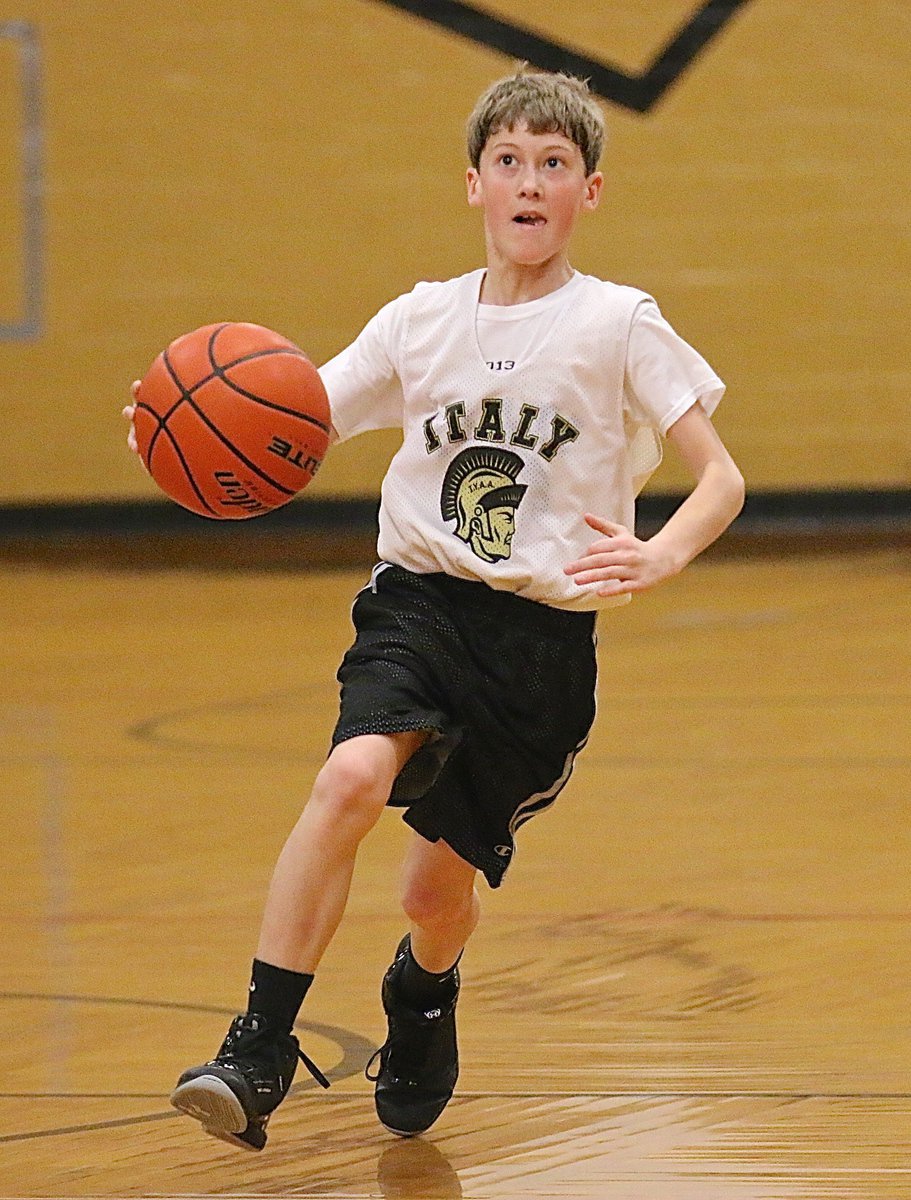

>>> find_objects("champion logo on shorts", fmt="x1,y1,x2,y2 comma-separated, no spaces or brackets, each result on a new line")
494,845,512,858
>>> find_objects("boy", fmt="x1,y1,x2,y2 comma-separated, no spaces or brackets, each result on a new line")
125,68,744,1151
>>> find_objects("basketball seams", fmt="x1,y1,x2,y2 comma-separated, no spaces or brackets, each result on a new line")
159,345,296,498
208,325,331,433
153,329,330,435
206,323,231,367
139,359,188,463
218,369,331,433
177,396,296,498
135,372,219,518
138,322,329,518
135,401,167,464
156,422,220,518
148,346,295,504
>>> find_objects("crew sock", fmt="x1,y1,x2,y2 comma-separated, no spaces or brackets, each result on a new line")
247,958,313,1035
397,938,460,1007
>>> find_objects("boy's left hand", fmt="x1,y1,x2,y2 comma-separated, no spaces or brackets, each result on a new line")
563,513,679,597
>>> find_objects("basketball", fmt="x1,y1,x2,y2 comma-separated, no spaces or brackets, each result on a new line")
133,322,331,519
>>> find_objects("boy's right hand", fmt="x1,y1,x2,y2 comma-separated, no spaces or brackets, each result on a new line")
123,380,140,455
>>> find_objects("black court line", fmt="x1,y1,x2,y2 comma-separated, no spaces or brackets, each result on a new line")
0,1110,181,1145
372,0,753,112
0,992,375,1068
0,990,375,1144
122,686,911,762
4,996,908,1144
4,1091,909,1145
125,682,330,747
0,1093,171,1099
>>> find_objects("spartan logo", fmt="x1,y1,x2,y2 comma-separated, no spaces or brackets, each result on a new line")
440,446,527,563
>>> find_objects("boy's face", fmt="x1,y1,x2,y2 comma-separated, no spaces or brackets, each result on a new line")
466,123,602,269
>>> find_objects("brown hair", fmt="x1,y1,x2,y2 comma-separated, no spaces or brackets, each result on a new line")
467,66,605,175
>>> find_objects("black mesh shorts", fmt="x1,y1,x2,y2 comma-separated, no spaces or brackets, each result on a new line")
331,563,597,887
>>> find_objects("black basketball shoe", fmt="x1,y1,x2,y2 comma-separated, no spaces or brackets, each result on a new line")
366,936,460,1137
170,1013,329,1151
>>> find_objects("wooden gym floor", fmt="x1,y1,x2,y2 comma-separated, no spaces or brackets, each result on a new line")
2,547,910,1197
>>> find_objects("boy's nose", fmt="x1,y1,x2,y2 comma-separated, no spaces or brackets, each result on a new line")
517,167,543,197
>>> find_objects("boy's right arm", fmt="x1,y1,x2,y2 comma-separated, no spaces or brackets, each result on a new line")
124,290,405,461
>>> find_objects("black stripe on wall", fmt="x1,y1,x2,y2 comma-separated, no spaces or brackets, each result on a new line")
371,0,753,112
2,490,909,538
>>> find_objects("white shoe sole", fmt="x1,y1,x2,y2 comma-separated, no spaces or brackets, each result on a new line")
170,1075,259,1150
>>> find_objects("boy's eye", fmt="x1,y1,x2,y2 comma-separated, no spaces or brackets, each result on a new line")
500,154,514,166
546,156,562,168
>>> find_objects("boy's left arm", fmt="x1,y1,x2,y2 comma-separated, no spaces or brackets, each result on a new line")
564,403,745,598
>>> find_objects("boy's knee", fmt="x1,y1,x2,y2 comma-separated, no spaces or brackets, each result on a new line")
309,741,391,827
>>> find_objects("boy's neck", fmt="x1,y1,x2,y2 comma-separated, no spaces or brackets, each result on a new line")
479,257,575,306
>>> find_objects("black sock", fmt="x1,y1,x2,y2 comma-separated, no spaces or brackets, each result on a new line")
397,937,461,1006
247,958,313,1034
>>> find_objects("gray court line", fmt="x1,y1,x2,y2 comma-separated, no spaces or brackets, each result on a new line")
35,707,74,1094
0,708,73,1089
0,20,44,340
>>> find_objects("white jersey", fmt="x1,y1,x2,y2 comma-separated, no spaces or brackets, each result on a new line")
321,269,724,612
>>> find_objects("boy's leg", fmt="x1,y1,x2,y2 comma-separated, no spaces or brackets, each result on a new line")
170,730,426,1151
370,835,479,1137
402,835,480,971
257,731,428,972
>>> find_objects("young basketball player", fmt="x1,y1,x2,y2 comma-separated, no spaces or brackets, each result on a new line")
125,68,744,1151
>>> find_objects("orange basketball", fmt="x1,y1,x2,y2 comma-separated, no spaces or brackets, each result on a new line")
134,322,331,519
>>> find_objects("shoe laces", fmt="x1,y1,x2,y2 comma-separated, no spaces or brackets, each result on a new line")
297,1046,331,1090
223,1014,330,1089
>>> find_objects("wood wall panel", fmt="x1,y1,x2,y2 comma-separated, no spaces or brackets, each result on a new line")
0,2,907,502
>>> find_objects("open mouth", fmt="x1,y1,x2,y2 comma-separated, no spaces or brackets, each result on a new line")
513,214,546,226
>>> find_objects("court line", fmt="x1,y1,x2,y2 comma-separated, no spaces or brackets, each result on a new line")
0,1093,170,1099
2,1089,908,1146
541,907,911,923
0,994,375,1067
120,686,911,767
0,1111,180,1144
0,992,375,1090
4,1089,910,1100
7,705,76,1091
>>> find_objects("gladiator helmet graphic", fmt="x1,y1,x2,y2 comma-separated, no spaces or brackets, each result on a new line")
440,446,527,562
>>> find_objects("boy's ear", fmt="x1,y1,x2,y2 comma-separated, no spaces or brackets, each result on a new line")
466,167,483,207
584,171,604,212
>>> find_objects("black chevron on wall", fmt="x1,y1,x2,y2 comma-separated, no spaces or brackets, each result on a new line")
372,0,752,112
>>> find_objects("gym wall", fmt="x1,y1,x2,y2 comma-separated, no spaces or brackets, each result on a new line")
0,1,908,507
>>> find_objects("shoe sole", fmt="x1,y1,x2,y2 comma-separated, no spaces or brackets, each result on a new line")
380,1121,421,1138
376,1094,453,1139
170,1075,263,1151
